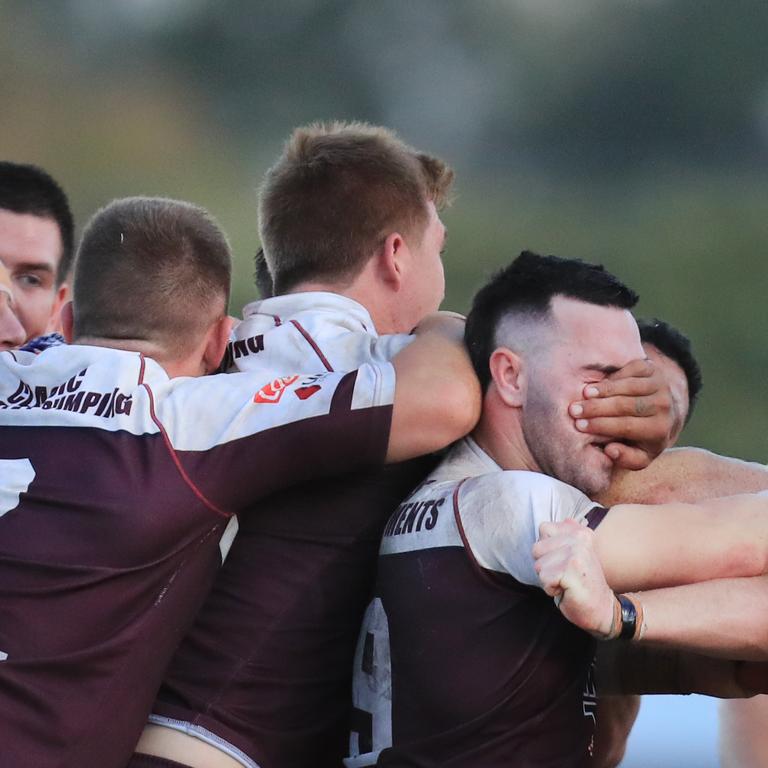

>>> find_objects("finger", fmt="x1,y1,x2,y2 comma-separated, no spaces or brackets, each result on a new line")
536,519,581,547
605,442,653,471
573,413,667,440
580,366,656,400
537,521,563,540
533,534,569,560
604,358,655,381
570,395,661,420
536,558,568,596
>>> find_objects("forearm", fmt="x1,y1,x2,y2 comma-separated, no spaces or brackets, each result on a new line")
631,575,768,660
598,447,768,507
595,493,768,593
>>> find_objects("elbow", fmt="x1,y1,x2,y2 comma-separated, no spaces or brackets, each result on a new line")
721,542,768,580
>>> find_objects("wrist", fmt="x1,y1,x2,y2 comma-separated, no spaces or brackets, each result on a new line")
597,593,646,641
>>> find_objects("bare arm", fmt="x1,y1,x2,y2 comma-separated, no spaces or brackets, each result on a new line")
535,518,768,659
598,447,768,507
387,315,481,462
626,575,768,660
592,493,768,593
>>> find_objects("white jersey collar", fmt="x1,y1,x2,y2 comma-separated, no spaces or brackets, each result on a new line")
241,292,379,337
430,435,502,483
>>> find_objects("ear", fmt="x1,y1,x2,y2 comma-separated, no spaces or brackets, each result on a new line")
46,282,70,334
378,232,409,291
488,347,527,407
202,314,234,374
61,301,75,343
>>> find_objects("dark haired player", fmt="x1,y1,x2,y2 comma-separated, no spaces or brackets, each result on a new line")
0,161,74,341
347,251,768,767
0,195,480,768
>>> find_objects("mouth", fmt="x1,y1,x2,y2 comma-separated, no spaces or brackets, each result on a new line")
589,440,613,461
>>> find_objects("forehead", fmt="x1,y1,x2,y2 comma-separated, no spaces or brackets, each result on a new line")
550,295,643,367
422,200,445,238
0,209,63,270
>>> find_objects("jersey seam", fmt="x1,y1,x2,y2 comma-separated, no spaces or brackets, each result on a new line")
290,319,334,372
453,479,525,593
141,379,231,519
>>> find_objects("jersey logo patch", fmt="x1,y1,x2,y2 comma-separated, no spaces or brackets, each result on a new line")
254,375,299,404
294,384,321,400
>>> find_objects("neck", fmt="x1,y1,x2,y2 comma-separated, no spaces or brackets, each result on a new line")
471,389,539,473
73,336,201,378
287,276,401,335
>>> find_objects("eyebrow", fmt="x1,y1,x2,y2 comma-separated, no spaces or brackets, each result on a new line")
13,262,55,273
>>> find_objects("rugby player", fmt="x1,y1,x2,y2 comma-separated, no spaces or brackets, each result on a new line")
131,124,675,768
0,195,480,768
347,251,768,767
0,161,74,341
0,258,26,349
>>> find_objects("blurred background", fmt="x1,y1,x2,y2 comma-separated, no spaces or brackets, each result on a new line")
2,3,766,761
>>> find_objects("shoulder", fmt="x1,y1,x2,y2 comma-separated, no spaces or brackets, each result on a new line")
461,470,592,518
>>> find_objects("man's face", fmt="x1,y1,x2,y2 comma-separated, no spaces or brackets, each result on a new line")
0,260,26,350
0,209,66,341
643,342,689,445
520,296,644,497
397,201,446,330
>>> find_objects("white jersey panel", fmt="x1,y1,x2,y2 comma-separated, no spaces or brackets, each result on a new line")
154,362,395,451
458,470,598,586
381,437,600,585
1,344,396,452
234,293,414,373
0,345,160,435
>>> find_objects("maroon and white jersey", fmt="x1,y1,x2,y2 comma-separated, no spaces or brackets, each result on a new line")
148,293,435,768
223,292,414,373
347,437,608,768
0,342,394,768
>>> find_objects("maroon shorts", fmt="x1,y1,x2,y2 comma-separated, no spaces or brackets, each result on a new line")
126,755,192,768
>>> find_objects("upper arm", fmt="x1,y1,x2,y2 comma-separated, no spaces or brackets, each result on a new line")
387,330,480,463
598,447,768,507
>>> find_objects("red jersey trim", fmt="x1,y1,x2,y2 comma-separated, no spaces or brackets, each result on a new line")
290,319,334,372
453,477,525,589
142,380,231,520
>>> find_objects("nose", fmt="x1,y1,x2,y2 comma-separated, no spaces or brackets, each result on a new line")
0,297,26,350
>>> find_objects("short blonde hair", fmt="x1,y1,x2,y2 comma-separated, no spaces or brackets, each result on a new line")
259,121,454,294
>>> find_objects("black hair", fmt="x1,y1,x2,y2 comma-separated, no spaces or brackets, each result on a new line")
465,250,639,391
0,161,74,285
638,317,702,422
